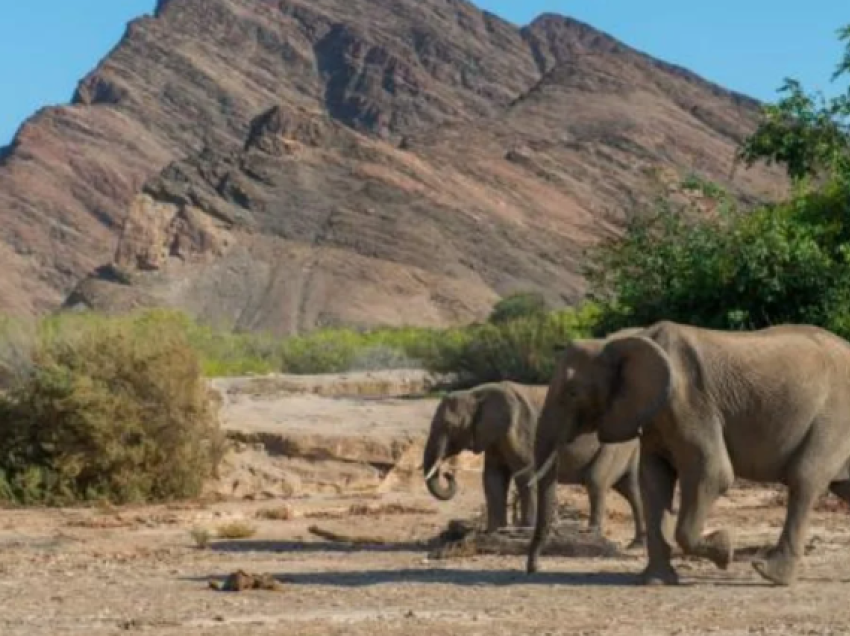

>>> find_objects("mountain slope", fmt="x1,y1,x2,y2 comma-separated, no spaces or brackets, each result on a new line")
0,0,784,331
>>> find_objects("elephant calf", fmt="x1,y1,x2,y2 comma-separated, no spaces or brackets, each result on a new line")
422,379,645,545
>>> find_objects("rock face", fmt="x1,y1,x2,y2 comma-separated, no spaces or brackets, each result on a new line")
207,371,482,500
1,0,784,331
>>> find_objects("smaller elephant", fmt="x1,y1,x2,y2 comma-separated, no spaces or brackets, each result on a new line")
422,379,645,545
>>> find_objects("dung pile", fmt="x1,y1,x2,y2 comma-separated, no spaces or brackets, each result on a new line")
209,570,287,592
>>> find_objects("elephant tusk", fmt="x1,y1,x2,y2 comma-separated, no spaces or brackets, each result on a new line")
526,452,556,488
424,462,441,481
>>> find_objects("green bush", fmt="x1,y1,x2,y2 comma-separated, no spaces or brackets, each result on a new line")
488,291,548,325
0,312,226,506
277,326,442,374
587,172,850,337
425,304,601,385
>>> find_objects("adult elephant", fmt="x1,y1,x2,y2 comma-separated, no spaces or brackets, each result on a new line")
526,320,850,586
423,358,645,545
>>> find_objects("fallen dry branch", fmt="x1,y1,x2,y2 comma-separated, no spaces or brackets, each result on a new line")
307,524,403,546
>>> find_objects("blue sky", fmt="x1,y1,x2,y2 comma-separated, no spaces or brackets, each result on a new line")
1,1,847,145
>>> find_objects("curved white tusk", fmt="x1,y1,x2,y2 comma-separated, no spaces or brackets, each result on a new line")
526,452,557,488
424,462,441,481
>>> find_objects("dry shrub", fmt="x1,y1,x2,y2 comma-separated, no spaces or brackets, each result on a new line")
256,505,296,521
216,520,258,539
0,312,226,506
347,502,436,516
190,527,212,549
0,317,36,390
66,514,135,530
303,502,437,520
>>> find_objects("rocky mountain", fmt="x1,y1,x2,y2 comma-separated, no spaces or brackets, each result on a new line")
1,0,784,333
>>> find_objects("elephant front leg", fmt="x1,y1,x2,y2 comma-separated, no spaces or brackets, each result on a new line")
639,452,679,585
752,479,821,586
483,455,511,532
674,467,734,573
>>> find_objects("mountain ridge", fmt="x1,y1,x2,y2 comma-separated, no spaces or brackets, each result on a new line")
0,0,785,331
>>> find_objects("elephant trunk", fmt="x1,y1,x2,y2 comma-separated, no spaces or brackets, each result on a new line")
527,457,557,574
527,400,568,573
426,471,458,500
423,435,457,501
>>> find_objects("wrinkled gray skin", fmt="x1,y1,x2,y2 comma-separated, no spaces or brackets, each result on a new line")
527,320,850,587
422,379,645,544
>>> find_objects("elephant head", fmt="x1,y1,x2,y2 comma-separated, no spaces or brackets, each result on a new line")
526,329,673,573
422,386,510,501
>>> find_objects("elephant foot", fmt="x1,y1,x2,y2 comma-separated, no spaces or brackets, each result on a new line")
639,564,679,586
705,529,734,570
752,550,798,586
626,535,647,551
526,552,541,574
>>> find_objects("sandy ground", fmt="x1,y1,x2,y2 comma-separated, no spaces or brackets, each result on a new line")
1,373,850,636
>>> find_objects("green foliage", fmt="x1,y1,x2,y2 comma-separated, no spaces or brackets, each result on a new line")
0,312,225,506
277,327,441,374
736,24,850,183
588,175,850,337
680,172,733,204
488,291,548,325
426,304,601,385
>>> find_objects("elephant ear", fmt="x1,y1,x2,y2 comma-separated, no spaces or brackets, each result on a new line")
597,336,673,444
470,388,513,454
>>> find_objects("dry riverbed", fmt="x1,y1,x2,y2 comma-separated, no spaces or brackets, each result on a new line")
0,371,848,635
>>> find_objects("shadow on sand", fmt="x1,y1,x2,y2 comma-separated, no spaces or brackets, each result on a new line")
209,538,427,554
186,567,641,588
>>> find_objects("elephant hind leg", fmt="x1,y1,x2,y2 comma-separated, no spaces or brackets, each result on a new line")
752,478,822,586
753,433,849,586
